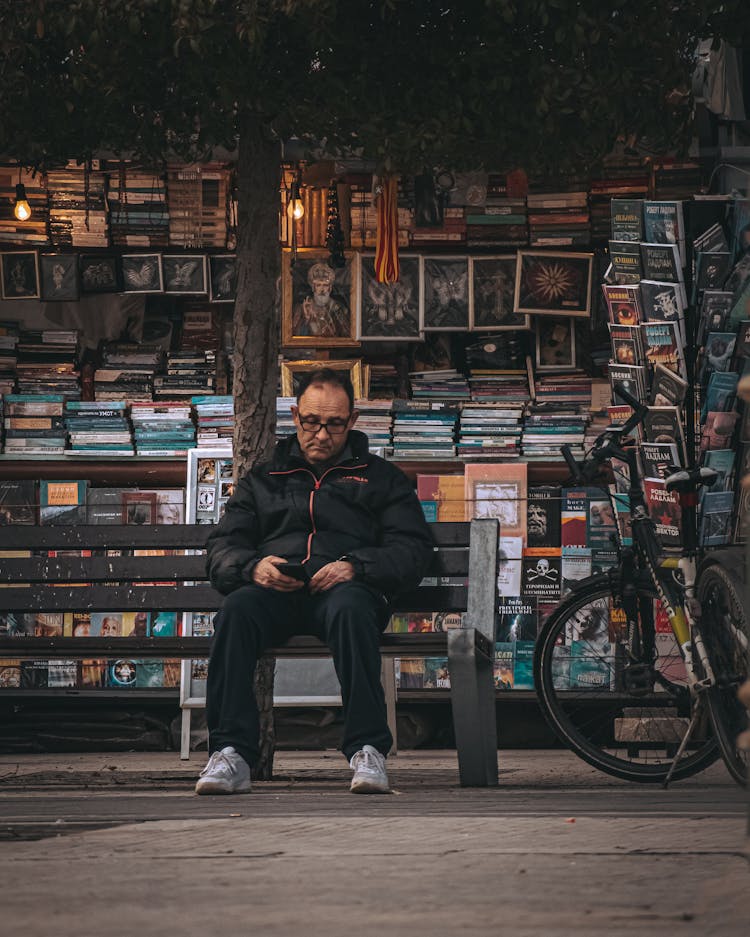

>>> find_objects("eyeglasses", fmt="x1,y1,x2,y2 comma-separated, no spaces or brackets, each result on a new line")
298,415,351,435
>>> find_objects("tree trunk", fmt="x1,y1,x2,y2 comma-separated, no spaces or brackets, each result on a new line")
234,109,281,781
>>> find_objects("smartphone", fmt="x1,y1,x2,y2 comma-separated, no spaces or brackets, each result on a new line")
276,562,309,582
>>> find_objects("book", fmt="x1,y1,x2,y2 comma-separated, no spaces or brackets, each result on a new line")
698,490,734,546
643,478,682,551
642,200,685,264
608,323,643,367
526,486,561,547
610,198,644,241
513,641,535,689
39,480,88,525
649,362,688,408
608,363,647,405
122,490,159,524
493,642,515,690
692,250,732,301
602,284,642,325
640,441,681,479
521,546,562,601
702,448,736,492
464,462,527,542
643,406,686,464
702,331,737,374
561,486,601,548
640,242,683,282
0,479,37,524
700,371,739,421
608,240,643,283
561,547,592,595
700,410,738,451
641,321,686,378
496,596,538,642
569,641,614,689
497,536,523,597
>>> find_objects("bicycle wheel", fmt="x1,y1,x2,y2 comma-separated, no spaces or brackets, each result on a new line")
696,563,749,788
534,575,719,783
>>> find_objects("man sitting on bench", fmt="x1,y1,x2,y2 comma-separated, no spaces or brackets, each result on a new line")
197,368,433,795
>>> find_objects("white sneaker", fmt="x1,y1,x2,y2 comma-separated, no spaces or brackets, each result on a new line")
349,744,390,794
195,746,252,795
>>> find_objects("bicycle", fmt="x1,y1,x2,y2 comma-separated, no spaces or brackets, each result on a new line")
532,383,749,786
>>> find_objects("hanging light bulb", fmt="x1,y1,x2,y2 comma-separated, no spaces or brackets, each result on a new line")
287,178,304,220
14,182,31,222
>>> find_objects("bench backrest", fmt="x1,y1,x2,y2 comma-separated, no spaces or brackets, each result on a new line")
0,518,499,643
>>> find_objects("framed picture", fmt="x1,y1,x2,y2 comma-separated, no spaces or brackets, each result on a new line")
513,250,594,317
208,254,237,302
79,254,120,293
535,317,577,371
121,253,164,293
162,254,208,294
282,250,358,347
280,358,364,398
470,256,530,330
421,256,470,330
0,251,40,300
40,253,79,301
357,255,421,340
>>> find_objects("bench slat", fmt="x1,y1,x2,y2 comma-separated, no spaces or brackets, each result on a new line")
0,521,471,551
0,632,462,659
0,549,470,583
0,584,469,614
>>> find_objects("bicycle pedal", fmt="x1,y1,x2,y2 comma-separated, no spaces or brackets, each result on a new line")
623,663,655,695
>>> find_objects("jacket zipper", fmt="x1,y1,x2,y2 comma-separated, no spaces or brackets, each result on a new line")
268,463,368,563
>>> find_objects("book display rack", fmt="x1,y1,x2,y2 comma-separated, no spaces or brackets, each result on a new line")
1,154,749,722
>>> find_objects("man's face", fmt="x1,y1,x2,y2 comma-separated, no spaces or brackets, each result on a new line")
527,503,547,536
311,277,332,305
291,383,357,465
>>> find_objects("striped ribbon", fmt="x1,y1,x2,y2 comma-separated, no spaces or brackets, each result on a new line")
375,174,400,284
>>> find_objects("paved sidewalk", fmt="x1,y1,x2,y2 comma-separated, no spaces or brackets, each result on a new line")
0,749,747,936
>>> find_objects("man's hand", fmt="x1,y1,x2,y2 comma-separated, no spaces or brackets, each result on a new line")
252,556,306,592
308,560,355,594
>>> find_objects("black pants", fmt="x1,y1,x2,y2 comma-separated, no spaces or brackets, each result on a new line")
206,581,393,767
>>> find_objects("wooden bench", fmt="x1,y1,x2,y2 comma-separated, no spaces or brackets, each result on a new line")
0,518,500,786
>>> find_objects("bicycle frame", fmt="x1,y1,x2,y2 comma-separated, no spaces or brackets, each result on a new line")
602,437,717,698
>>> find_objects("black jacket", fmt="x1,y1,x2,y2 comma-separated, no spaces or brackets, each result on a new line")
206,430,434,598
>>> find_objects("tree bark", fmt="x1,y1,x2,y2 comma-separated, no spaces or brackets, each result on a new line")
234,108,281,781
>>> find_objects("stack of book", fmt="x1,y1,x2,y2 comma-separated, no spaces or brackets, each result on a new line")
465,174,528,248
588,160,649,242
365,362,401,399
456,403,523,458
94,342,163,403
2,393,66,456
107,166,169,248
153,349,216,399
0,320,19,395
391,400,458,459
526,190,590,247
166,163,231,248
522,405,588,461
14,329,80,399
0,167,50,245
274,396,296,443
354,399,392,454
194,395,234,450
46,164,109,247
129,401,196,456
64,400,134,456
467,370,530,404
408,369,470,401
649,159,701,200
411,205,466,249
534,372,593,406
